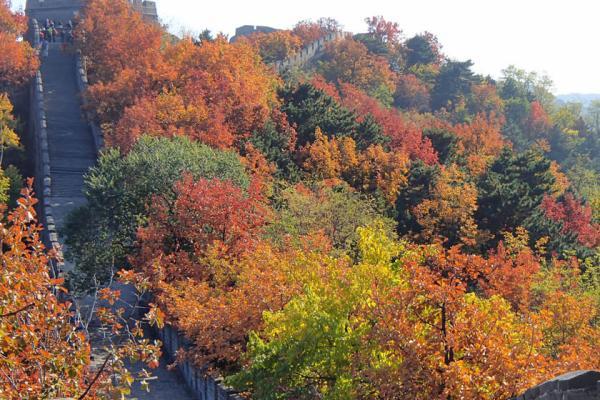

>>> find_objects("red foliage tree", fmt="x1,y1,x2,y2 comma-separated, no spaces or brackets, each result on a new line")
112,38,279,151
292,18,341,45
136,174,270,283
394,73,431,112
0,0,38,90
340,83,438,164
542,193,600,248
527,100,552,138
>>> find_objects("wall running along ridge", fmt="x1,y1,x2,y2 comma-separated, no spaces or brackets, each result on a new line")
153,323,245,400
273,31,350,72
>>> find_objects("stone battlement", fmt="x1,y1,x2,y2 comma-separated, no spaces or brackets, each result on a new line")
230,24,278,42
130,0,158,22
25,0,158,22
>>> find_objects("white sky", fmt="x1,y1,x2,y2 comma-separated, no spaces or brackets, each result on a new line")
12,0,600,94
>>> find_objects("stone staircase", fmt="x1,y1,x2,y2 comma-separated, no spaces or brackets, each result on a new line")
41,43,95,237
36,31,194,400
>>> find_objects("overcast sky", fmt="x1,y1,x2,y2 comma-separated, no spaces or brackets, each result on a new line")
12,0,600,94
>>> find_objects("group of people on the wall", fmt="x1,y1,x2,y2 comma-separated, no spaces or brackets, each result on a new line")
38,18,75,58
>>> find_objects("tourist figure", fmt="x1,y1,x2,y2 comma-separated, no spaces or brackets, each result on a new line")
44,26,53,43
57,21,66,42
41,37,49,59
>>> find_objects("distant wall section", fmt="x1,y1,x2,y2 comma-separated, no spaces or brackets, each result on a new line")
230,25,278,42
273,31,349,73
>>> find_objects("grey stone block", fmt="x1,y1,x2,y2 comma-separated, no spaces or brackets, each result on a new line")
554,371,600,391
515,371,600,400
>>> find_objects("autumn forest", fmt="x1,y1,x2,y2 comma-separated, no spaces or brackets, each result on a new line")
1,0,599,398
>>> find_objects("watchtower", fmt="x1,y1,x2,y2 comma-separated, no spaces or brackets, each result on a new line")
25,0,85,22
25,0,159,22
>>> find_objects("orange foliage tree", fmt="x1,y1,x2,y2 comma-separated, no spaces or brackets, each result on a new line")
394,73,431,112
302,128,409,203
364,240,598,399
292,18,341,45
76,0,168,125
0,183,162,399
527,100,552,139
242,30,302,63
340,83,438,164
0,0,38,91
469,83,504,116
319,37,396,103
155,241,308,372
112,38,279,151
452,112,506,175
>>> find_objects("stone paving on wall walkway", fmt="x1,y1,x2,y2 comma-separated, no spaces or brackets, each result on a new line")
40,42,194,400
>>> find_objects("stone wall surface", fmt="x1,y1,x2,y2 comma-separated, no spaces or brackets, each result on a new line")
512,371,600,400
152,324,244,400
273,31,350,72
28,19,64,276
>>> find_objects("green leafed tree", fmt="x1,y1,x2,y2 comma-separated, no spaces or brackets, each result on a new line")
431,60,477,111
476,148,555,248
65,136,249,290
267,182,395,251
280,83,358,147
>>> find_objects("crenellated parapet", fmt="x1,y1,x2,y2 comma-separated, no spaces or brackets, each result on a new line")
273,31,351,73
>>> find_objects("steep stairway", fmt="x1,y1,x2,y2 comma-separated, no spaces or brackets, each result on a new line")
39,43,194,400
41,43,95,233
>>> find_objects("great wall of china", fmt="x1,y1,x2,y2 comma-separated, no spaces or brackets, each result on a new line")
22,1,600,399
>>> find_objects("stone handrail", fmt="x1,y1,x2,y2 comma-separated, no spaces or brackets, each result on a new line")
75,55,104,153
153,324,244,400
